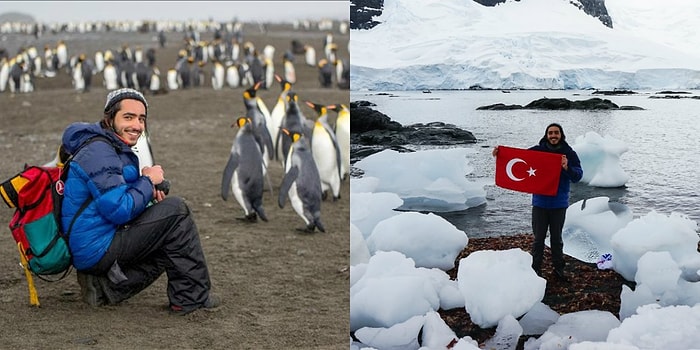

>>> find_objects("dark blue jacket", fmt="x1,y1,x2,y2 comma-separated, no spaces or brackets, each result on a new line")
529,138,583,209
61,122,154,270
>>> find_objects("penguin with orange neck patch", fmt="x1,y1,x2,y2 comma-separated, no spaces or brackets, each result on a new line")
278,128,325,233
221,117,268,222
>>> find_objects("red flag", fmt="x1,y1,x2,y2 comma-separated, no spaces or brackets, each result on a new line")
495,146,562,196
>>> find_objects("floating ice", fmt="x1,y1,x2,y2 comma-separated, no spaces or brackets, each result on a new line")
571,132,629,188
354,148,487,212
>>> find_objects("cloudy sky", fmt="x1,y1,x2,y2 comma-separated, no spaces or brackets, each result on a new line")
1,1,348,23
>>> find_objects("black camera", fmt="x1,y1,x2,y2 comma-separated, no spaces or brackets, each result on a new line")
155,179,170,195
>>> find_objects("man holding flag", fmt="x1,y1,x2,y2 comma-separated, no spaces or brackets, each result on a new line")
493,123,583,281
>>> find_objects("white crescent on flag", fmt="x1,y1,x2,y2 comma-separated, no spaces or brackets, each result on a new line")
505,158,526,181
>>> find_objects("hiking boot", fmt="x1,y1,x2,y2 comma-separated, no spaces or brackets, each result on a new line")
170,294,221,316
77,272,106,306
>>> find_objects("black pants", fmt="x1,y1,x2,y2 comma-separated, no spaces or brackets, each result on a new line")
84,197,211,308
531,206,567,273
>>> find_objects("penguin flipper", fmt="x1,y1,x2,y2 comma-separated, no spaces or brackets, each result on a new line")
263,130,275,162
323,123,343,181
278,166,299,208
221,153,239,200
274,127,282,161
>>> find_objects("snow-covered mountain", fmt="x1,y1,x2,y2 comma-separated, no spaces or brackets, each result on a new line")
350,0,700,90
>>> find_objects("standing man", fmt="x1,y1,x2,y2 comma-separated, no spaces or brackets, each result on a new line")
493,123,582,281
61,88,219,314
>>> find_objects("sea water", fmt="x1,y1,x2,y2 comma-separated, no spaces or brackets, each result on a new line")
351,90,700,238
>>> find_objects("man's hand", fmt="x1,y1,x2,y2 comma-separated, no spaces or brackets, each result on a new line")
154,189,166,202
562,155,568,170
142,165,166,200
142,165,164,185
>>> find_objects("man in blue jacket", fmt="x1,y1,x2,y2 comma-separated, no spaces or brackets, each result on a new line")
528,123,583,281
61,88,219,315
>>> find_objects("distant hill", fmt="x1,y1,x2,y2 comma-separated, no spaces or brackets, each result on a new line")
0,12,36,24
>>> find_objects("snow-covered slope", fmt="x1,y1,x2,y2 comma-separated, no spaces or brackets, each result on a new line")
350,0,700,90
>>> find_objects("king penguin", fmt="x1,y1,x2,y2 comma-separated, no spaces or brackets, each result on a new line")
103,60,119,91
94,51,105,73
225,62,240,88
221,117,268,222
132,130,154,171
149,67,161,94
263,57,274,90
243,82,274,167
8,57,24,93
304,45,316,67
278,92,312,168
283,52,296,84
166,68,179,90
0,57,9,92
211,60,225,90
72,57,85,91
305,101,342,200
329,104,350,180
269,74,292,161
278,129,325,233
56,40,68,70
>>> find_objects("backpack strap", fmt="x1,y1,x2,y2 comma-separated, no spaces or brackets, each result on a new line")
38,136,117,281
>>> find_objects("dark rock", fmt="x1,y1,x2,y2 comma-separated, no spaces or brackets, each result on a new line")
351,144,413,162
350,102,477,165
350,100,376,108
573,0,613,28
656,91,691,94
525,98,577,109
648,95,700,100
477,97,643,110
351,0,384,30
351,106,403,133
592,89,637,95
351,0,613,31
476,103,523,110
472,0,612,28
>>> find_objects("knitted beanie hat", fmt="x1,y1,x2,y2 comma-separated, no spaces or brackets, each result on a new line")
104,88,148,115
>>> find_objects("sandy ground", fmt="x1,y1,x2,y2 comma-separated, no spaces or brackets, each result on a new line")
0,23,349,349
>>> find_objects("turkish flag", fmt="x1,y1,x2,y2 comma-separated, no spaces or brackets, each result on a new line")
495,146,562,196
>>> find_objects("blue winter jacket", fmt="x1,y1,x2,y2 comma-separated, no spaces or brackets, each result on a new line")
528,138,583,209
61,122,154,270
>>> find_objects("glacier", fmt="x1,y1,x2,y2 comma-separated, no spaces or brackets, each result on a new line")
350,0,700,90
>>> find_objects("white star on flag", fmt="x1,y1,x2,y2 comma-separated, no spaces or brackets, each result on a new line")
527,167,536,177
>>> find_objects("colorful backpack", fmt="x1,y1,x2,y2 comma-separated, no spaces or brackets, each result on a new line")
0,136,105,305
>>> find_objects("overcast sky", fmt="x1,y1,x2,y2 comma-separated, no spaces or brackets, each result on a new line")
0,1,348,23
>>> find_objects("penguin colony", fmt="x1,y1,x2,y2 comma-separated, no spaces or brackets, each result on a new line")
0,19,349,94
0,19,349,233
